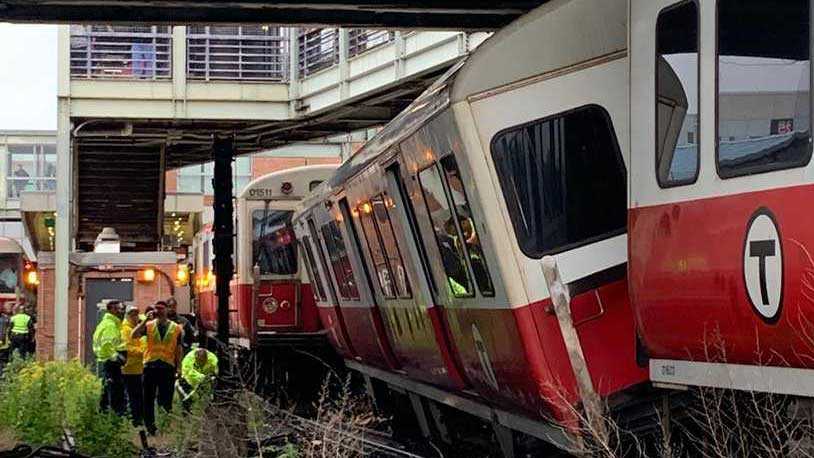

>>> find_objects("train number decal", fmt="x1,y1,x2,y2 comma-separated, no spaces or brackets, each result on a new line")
743,208,783,323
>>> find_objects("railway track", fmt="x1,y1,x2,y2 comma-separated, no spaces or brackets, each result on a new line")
263,403,431,458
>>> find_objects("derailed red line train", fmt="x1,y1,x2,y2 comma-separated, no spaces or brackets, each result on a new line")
288,0,814,451
195,165,338,347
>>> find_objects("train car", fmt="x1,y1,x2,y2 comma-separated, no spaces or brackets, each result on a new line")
194,164,337,348
291,0,814,453
292,0,645,446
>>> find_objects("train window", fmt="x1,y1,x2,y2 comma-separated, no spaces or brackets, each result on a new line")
717,0,812,178
389,166,438,298
309,180,323,192
656,1,699,187
321,221,361,300
418,163,474,298
302,235,327,301
368,194,412,298
251,209,297,275
491,105,627,258
440,157,495,297
359,201,397,298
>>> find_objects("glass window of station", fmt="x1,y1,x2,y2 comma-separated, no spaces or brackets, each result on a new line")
178,156,252,195
7,144,57,199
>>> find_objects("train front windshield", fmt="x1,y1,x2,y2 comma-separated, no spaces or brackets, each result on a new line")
252,209,298,276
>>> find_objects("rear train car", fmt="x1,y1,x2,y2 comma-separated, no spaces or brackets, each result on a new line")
292,0,647,447
194,164,337,347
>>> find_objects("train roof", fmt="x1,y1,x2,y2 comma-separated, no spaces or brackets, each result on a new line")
239,164,338,201
450,0,626,102
320,0,626,195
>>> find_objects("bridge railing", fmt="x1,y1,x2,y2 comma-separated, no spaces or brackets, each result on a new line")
69,25,173,80
187,26,290,82
298,28,340,77
348,29,395,58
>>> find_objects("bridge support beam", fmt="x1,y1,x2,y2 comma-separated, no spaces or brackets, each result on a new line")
54,97,72,361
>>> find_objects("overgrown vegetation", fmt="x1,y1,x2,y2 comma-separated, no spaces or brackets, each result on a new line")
0,356,137,458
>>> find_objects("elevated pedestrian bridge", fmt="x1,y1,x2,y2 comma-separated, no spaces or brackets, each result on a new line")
60,26,490,249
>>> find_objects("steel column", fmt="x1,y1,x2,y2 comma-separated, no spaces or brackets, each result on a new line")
54,97,72,360
211,136,234,345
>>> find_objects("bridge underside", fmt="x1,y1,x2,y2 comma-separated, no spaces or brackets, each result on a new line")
74,64,444,250
0,0,546,29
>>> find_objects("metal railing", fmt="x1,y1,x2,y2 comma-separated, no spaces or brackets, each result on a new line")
348,29,395,58
7,177,57,199
187,26,289,82
70,25,172,80
298,28,339,77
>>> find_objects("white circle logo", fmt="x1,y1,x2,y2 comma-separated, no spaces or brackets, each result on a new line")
743,209,783,323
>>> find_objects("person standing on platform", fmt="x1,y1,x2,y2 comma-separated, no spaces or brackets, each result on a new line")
93,300,126,415
9,304,34,359
121,305,145,426
132,301,184,435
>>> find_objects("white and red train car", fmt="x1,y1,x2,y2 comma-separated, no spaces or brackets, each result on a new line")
194,165,337,347
291,0,814,452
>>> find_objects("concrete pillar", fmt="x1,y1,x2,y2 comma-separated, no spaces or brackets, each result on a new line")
288,28,301,117
338,29,350,100
394,31,406,80
172,26,188,118
54,97,72,361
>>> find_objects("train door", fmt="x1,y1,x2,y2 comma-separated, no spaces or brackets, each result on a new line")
630,0,814,367
84,278,133,366
379,162,468,389
249,202,301,332
306,215,366,361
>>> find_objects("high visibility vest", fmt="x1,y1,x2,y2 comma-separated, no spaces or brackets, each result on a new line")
144,320,180,367
121,320,145,375
10,313,31,335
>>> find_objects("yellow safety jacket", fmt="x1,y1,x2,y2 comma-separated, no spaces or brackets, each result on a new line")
93,313,124,362
10,313,31,335
121,320,145,375
144,320,180,367
181,350,219,389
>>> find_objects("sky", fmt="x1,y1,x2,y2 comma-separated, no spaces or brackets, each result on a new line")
0,24,58,131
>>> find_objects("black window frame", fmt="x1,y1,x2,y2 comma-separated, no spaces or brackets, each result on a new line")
715,0,813,179
655,0,701,188
320,220,361,301
438,156,496,297
301,234,327,302
250,208,299,276
489,104,628,259
359,193,413,300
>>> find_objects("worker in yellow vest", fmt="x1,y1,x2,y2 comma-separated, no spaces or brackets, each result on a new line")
92,300,126,415
9,304,34,358
178,347,218,410
131,300,184,435
121,305,146,426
